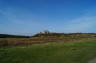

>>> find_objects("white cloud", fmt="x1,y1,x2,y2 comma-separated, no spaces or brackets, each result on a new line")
63,16,96,33
0,8,47,35
1,7,96,35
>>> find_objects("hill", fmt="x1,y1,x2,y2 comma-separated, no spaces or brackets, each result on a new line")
0,34,29,38
0,33,96,47
0,40,96,63
32,32,96,37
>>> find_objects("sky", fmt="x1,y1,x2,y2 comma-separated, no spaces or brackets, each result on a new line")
0,0,96,35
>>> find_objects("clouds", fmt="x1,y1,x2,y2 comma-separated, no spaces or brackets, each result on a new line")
60,7,96,33
0,8,47,35
0,0,96,35
62,16,96,33
0,7,59,35
1,7,96,35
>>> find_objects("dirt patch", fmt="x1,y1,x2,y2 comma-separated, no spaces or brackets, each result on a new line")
88,58,96,63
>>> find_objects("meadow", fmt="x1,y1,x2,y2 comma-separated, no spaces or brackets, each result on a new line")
0,40,96,63
0,33,96,47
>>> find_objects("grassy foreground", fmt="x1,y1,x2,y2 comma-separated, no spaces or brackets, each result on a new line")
0,40,96,63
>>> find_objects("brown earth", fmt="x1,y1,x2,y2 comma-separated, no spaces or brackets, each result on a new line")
0,36,93,47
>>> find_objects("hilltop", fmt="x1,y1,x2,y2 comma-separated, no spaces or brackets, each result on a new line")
0,32,96,47
0,34,29,38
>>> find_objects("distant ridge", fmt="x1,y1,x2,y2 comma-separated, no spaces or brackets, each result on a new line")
32,32,96,38
0,32,96,47
0,34,29,38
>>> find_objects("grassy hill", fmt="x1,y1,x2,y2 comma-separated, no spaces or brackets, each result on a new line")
0,33,96,47
0,40,96,63
0,33,96,63
32,32,96,38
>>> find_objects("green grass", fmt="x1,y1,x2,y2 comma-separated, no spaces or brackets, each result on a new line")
0,40,96,63
0,38,7,40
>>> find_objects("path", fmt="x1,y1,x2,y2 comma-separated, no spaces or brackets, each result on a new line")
88,58,96,63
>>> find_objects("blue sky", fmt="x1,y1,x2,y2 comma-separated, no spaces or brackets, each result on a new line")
0,0,96,35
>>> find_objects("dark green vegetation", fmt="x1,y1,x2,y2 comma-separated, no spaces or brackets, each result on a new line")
0,40,96,63
0,34,29,38
33,32,96,37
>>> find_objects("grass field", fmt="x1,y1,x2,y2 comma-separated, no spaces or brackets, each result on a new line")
0,40,96,63
0,38,7,40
